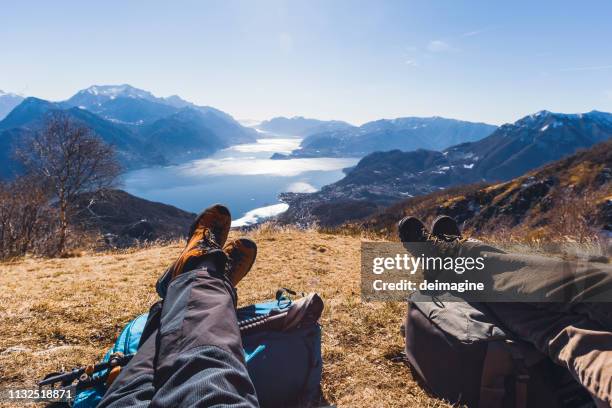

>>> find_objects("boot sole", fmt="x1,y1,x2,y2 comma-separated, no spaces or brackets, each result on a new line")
227,238,257,286
397,216,427,242
431,215,461,239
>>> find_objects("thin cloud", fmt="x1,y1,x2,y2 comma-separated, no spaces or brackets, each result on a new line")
462,29,485,37
560,64,612,72
462,26,497,38
427,40,451,53
404,59,418,67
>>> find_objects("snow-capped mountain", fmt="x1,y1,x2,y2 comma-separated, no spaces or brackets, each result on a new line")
63,84,257,145
66,84,203,113
0,90,25,120
446,110,612,180
279,110,612,225
65,84,159,108
354,140,612,236
0,85,259,178
64,84,249,130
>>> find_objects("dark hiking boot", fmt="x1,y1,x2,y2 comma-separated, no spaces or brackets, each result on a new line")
431,215,462,242
398,216,429,242
223,238,257,287
398,215,464,259
156,204,231,298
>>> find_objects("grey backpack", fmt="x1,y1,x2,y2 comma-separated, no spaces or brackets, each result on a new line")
403,293,593,408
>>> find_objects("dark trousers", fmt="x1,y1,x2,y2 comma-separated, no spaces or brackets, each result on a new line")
99,254,259,408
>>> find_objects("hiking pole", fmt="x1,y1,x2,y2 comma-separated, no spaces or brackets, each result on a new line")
39,314,285,389
40,306,298,389
38,312,287,389
38,353,133,388
238,312,277,329
239,310,289,334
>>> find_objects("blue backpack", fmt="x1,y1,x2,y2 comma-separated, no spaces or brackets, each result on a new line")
72,297,322,408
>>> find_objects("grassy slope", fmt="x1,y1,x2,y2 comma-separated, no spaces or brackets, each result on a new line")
0,226,449,408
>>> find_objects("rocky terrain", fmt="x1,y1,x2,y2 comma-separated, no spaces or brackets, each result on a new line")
279,111,612,226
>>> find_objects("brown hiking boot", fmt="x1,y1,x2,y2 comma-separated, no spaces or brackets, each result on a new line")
156,204,231,298
223,238,257,287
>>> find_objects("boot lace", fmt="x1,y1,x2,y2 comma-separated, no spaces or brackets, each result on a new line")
424,232,466,257
196,229,221,251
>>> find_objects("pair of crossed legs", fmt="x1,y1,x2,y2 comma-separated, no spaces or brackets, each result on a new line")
399,215,612,405
99,205,259,408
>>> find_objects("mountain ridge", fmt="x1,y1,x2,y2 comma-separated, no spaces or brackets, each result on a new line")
279,116,497,159
278,110,612,226
0,90,25,121
354,139,612,239
70,188,196,247
257,116,353,137
0,86,258,178
0,97,160,178
64,84,245,129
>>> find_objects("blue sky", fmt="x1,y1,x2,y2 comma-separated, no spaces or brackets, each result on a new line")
2,0,612,125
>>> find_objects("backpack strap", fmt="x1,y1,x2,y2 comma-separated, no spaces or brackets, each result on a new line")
479,340,530,408
507,342,529,408
275,287,297,309
296,325,323,405
479,341,514,408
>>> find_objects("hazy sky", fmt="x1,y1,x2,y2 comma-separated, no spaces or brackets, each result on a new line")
2,0,612,125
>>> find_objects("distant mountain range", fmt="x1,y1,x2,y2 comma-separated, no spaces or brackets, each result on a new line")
279,110,612,226
0,90,24,120
257,116,354,137
0,85,257,178
356,139,612,238
272,116,496,159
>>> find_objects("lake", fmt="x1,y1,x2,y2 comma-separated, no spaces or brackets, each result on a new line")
122,137,358,226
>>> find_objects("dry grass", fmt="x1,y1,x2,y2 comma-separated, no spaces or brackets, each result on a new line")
0,225,449,408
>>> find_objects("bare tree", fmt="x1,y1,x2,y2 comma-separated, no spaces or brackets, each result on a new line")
17,112,121,254
0,176,50,259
